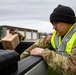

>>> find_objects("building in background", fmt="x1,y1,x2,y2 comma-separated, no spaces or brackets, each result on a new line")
38,32,47,39
0,25,48,40
1,25,38,40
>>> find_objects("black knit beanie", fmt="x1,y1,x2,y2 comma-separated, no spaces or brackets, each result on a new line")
50,4,76,24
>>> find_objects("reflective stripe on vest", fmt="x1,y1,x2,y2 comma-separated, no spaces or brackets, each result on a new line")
51,23,76,56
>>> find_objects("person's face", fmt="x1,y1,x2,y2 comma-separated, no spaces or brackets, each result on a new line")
9,30,14,34
52,22,72,36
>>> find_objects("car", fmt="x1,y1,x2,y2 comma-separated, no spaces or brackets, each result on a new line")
0,40,48,75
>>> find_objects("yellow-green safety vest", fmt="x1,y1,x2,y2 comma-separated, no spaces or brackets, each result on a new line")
51,23,76,56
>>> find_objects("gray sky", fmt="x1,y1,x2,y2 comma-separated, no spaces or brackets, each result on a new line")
0,0,76,33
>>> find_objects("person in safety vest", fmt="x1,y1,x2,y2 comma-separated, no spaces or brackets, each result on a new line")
21,34,26,41
9,29,25,42
20,4,76,75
